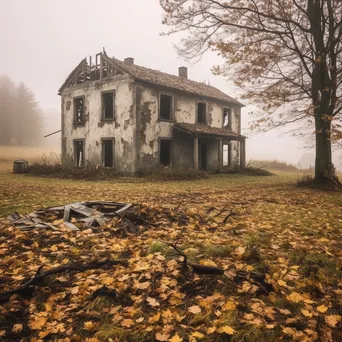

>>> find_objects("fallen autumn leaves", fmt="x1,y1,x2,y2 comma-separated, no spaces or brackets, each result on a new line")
0,197,341,342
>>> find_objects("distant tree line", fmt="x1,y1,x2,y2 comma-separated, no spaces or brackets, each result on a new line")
0,75,42,146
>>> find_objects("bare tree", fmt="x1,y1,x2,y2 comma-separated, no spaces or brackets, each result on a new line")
160,0,342,185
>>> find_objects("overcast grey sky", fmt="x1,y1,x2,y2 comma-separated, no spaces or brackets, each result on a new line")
0,0,317,165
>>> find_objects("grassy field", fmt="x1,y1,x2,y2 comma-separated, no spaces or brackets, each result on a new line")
0,153,341,341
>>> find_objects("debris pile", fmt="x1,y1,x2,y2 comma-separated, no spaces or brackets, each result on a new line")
7,201,210,234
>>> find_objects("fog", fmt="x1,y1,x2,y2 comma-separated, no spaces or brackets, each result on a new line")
1,0,338,167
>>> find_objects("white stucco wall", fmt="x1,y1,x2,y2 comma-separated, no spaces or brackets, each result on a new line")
135,82,242,172
61,75,136,173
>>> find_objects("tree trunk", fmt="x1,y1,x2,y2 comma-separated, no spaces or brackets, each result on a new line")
315,117,332,179
314,114,341,187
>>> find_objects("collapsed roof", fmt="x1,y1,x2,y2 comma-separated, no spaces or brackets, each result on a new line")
58,52,243,107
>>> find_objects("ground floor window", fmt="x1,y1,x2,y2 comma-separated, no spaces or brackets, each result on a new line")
160,139,171,166
223,143,231,167
74,140,84,167
102,139,114,167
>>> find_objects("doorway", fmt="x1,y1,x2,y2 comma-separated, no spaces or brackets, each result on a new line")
198,142,207,170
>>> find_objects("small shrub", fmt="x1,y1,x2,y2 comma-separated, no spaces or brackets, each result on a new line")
297,174,314,187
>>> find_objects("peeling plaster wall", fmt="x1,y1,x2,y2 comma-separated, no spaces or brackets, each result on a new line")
135,81,242,172
61,75,136,174
172,130,194,168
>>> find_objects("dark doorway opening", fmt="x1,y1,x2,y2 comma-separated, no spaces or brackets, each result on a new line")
160,139,171,166
198,142,207,170
102,139,114,167
74,140,84,167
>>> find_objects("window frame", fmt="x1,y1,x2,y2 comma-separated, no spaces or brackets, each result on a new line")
101,90,115,121
101,138,115,168
196,101,207,124
73,139,85,167
159,93,174,121
73,96,85,123
223,108,232,130
159,137,172,166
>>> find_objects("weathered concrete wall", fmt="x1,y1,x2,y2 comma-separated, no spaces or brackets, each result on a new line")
172,130,194,169
206,139,220,171
61,75,136,174
135,81,242,172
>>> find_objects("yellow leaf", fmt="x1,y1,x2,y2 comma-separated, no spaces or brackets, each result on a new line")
29,317,47,330
146,296,160,307
325,315,341,328
199,259,217,267
83,321,97,331
222,300,236,311
188,305,202,314
317,305,328,313
234,246,245,255
169,333,183,342
217,325,235,335
148,312,161,323
207,327,216,334
156,332,169,341
121,319,134,328
301,309,313,318
191,331,204,339
12,324,23,333
287,292,304,303
169,296,183,305
277,280,287,287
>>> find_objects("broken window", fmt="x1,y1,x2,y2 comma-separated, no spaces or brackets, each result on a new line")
160,139,171,166
74,140,84,167
197,102,206,124
74,97,84,122
102,91,115,119
223,108,232,129
223,143,231,167
102,139,114,167
160,94,172,120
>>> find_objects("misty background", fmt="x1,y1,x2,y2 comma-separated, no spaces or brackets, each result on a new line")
0,0,341,169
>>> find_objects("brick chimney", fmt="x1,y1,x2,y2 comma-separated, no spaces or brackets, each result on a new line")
178,66,188,79
124,57,134,65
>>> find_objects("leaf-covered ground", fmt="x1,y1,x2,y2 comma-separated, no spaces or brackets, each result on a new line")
0,160,341,341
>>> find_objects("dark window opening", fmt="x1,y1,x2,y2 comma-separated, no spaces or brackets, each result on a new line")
102,139,114,167
160,94,172,120
74,140,84,167
197,102,206,124
223,108,232,129
74,97,84,122
160,139,171,166
102,92,114,119
223,143,231,167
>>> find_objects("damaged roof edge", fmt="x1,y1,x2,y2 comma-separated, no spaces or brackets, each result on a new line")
58,52,245,107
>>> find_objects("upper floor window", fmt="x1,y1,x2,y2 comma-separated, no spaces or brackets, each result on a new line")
102,91,115,119
160,94,172,120
197,102,206,124
223,108,232,129
74,97,84,122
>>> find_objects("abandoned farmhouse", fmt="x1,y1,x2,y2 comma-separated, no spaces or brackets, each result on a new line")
59,51,246,175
